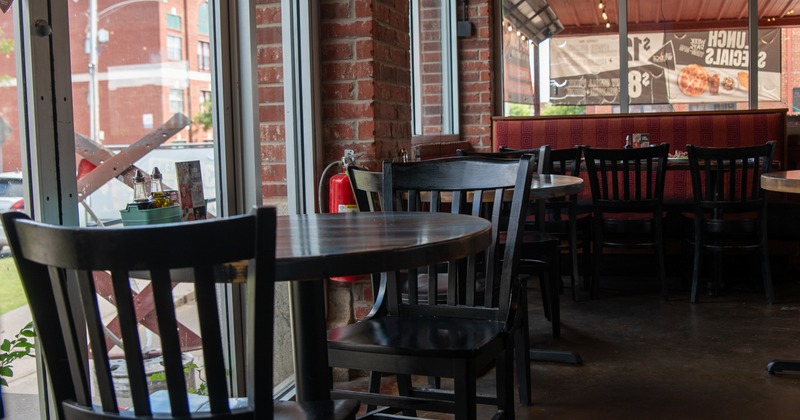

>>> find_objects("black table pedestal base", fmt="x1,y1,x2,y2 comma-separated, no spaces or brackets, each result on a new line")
766,359,800,374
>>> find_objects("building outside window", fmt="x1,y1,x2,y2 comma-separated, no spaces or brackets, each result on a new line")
167,35,182,61
198,41,210,71
198,2,210,35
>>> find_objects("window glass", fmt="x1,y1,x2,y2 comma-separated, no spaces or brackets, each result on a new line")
167,13,181,30
0,9,27,405
167,35,182,60
522,0,792,115
198,2,210,36
66,0,218,407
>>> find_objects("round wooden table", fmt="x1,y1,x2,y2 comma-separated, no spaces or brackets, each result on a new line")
277,212,492,402
762,171,800,374
530,174,583,199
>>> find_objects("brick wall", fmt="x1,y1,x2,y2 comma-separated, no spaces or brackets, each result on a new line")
419,0,444,134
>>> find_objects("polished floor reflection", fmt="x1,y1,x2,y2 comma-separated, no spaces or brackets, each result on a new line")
338,268,800,419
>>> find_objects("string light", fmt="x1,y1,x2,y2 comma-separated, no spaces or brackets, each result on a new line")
599,0,605,10
602,11,608,20
606,22,611,29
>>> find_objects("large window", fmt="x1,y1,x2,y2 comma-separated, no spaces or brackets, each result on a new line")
410,0,459,136
503,0,796,115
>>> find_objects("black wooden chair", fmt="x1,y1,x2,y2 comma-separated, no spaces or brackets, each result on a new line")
686,142,776,304
454,147,556,406
2,208,359,419
500,145,591,301
347,165,383,212
328,156,535,419
583,143,670,300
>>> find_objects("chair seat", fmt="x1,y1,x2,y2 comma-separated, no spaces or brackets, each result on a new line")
328,316,507,357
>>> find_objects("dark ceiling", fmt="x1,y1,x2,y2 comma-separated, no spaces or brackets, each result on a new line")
548,0,800,35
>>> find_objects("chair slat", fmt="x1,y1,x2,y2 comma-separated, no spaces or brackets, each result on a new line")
150,269,190,417
110,269,151,416
193,266,230,414
76,269,116,412
51,267,97,409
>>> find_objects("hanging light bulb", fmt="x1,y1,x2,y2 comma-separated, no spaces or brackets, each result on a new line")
606,21,611,29
599,0,605,10
521,35,526,41
516,30,521,36
508,24,513,32
602,11,608,20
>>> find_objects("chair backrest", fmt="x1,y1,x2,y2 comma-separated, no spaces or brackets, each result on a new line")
346,165,383,212
499,145,583,177
457,145,550,175
583,143,670,214
381,156,535,323
687,141,775,216
2,208,277,419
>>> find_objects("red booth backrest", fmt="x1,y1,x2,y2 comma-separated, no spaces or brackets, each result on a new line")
492,109,787,203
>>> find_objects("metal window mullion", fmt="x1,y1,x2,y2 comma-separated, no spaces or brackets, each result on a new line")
748,0,758,109
442,0,458,135
283,0,320,215
411,0,422,136
618,0,629,113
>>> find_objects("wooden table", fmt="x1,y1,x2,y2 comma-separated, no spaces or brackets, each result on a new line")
276,212,492,402
762,171,800,374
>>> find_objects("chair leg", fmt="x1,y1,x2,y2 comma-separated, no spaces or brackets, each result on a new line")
515,281,532,406
760,227,775,304
538,269,551,321
396,374,417,417
655,215,667,301
591,219,603,298
453,361,477,420
366,371,382,413
568,214,579,301
549,245,561,338
497,340,516,419
691,226,702,303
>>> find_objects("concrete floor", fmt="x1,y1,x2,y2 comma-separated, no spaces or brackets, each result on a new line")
337,268,800,419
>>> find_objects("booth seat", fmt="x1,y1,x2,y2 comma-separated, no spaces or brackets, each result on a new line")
492,109,788,204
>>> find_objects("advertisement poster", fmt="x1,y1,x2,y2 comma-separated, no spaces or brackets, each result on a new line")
550,29,781,105
175,160,206,221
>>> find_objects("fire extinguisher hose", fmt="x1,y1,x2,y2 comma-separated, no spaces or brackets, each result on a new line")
318,160,343,214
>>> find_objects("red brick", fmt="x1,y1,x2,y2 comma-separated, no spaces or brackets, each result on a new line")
320,1,352,19
320,20,373,39
357,120,375,140
259,104,284,122
322,41,354,61
322,82,356,100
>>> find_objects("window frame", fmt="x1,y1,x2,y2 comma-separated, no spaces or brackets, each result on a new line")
410,0,459,137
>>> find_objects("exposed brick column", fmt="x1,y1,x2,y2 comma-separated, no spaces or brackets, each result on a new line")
458,0,495,150
320,0,411,169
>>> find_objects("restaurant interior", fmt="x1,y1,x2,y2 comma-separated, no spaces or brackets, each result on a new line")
3,0,800,418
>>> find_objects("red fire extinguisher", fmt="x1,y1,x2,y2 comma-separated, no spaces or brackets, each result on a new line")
325,150,367,282
328,155,358,214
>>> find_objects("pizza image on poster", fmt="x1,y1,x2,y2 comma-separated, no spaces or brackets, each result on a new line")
677,64,708,97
